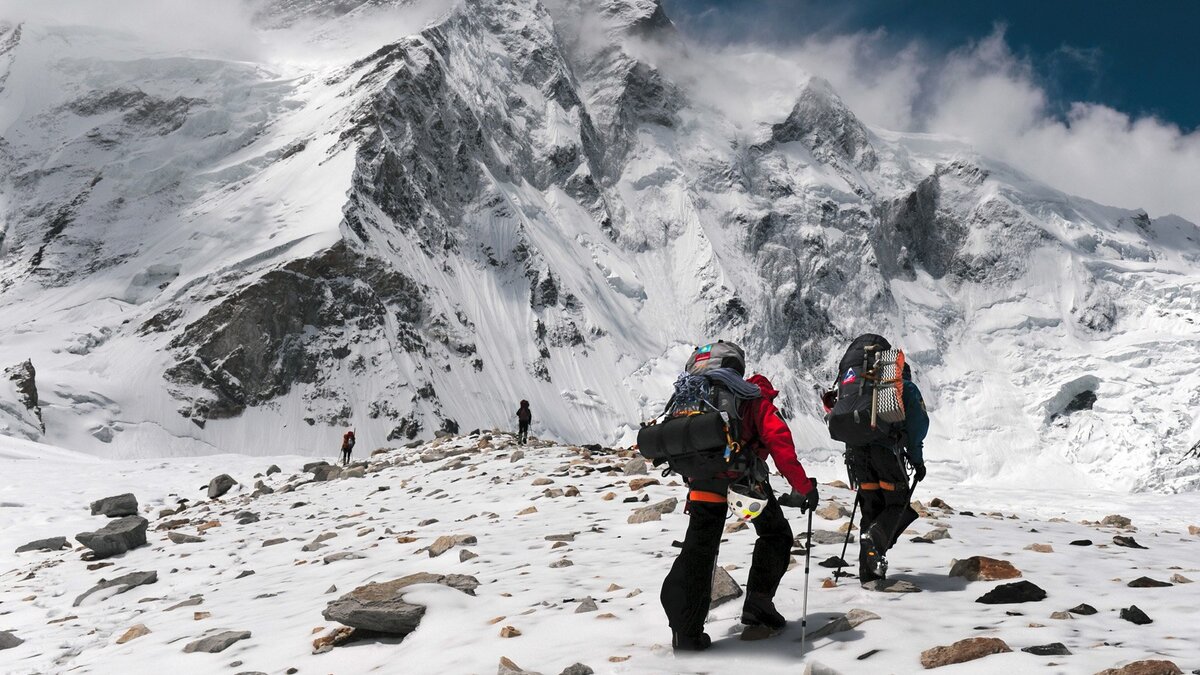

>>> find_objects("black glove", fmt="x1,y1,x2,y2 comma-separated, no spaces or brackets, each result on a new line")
800,479,819,513
913,463,927,483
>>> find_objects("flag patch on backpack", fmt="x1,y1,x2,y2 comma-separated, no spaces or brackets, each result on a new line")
842,368,857,385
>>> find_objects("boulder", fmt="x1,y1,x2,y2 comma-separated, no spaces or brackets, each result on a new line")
73,570,158,607
15,536,68,553
710,566,742,608
0,631,23,650
182,630,251,653
919,637,1011,669
1095,660,1183,675
323,572,479,634
312,465,342,481
90,493,139,518
975,580,1046,604
949,556,1022,582
76,516,149,558
344,466,366,479
622,458,648,475
303,460,329,472
207,474,237,499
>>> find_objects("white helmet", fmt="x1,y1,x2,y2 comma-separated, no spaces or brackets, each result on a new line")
727,482,767,521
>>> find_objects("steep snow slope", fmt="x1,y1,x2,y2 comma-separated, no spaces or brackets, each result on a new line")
0,1,1197,491
1,434,1198,674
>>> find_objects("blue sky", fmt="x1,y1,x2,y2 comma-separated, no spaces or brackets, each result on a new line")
658,0,1200,222
663,0,1200,132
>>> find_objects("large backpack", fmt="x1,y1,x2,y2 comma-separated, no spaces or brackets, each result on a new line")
636,342,761,481
827,334,907,447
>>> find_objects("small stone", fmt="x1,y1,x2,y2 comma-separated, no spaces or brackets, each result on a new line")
1127,576,1172,588
826,480,850,489
725,520,748,533
322,573,479,634
197,520,221,533
323,552,365,564
266,464,281,475
1069,539,1092,546
182,630,251,653
1188,525,1200,536
628,498,677,524
628,478,660,491
311,626,357,655
549,558,574,569
509,450,525,463
807,608,881,639
460,549,479,562
919,637,1012,669
194,611,211,620
1101,514,1132,528
262,538,287,547
74,570,158,607
821,578,837,589
166,596,204,611
1113,535,1148,549
1095,660,1183,675
418,518,439,526
1069,603,1097,615
116,624,151,644
710,566,742,607
564,486,580,497
816,502,851,520
923,528,950,541
605,583,622,592
517,507,537,516
1169,573,1192,584
1049,611,1072,620
558,664,594,675
1119,605,1153,625
326,585,337,594
862,579,921,593
601,492,616,501
1022,642,1071,656
0,631,24,650
575,597,598,613
975,580,1047,604
15,536,69,553
168,531,203,544
531,477,554,486
622,458,647,475
500,625,522,638
1025,543,1054,553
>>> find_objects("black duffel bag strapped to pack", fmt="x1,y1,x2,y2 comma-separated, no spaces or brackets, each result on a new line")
637,411,733,480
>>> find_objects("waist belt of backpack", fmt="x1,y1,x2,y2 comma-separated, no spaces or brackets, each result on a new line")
688,490,727,504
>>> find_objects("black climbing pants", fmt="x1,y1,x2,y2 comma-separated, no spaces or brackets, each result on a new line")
846,445,915,567
660,478,793,636
341,449,351,466
517,421,529,444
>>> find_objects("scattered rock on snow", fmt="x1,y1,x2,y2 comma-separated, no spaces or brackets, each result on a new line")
815,502,851,520
116,624,151,644
460,549,478,562
429,534,477,558
207,474,237,499
628,498,677,524
1113,535,1148,549
497,656,540,675
575,597,598,613
76,515,149,559
628,478,659,491
323,572,479,634
1069,603,1098,615
312,465,343,481
182,630,251,653
15,536,68,553
1025,543,1053,553
323,552,366,564
1169,573,1192,584
549,559,574,569
90,493,139,517
1021,642,1071,656
622,458,647,475
1069,539,1092,546
74,570,158,607
975,580,1047,604
1127,576,1172,588
500,625,522,638
266,464,281,476
1119,605,1153,625
0,631,23,650
710,566,742,607
1095,660,1183,675
167,531,203,544
1101,514,1132,528
949,557,1022,582
862,579,921,593
806,608,880,639
919,637,1012,669
558,664,593,675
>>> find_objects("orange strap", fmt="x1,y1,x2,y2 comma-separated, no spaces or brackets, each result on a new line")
859,482,881,491
879,480,897,491
688,490,727,504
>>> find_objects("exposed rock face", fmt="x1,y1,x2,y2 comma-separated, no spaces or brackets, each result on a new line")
323,572,479,634
2,360,44,435
76,516,149,558
90,493,138,517
919,637,1012,669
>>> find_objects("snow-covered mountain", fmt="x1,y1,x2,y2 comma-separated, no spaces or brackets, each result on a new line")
0,0,1197,491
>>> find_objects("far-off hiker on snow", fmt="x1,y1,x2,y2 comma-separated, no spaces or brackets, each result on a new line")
636,341,819,652
340,430,356,467
515,400,532,445
824,334,929,585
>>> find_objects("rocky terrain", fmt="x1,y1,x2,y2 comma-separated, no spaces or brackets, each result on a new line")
0,1,1196,493
2,432,1198,673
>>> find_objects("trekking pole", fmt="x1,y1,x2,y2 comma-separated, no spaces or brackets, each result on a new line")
833,491,859,584
799,507,814,656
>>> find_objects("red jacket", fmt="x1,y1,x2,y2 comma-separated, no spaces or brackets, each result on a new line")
740,374,813,495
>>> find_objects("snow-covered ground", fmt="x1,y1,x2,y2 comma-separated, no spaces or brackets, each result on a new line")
2,434,1197,674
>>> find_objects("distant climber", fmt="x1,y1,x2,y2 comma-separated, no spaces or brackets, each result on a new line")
818,334,929,585
636,341,819,652
340,430,356,466
516,400,532,445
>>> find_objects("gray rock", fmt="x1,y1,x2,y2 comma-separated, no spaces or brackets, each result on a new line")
312,465,343,481
710,566,742,608
166,596,204,611
862,579,922,593
807,530,848,546
167,531,203,544
303,461,329,473
558,664,594,675
344,466,366,479
0,631,23,650
182,630,251,653
73,570,158,607
236,511,259,525
628,497,678,524
262,537,287,547
266,464,281,476
574,597,597,613
460,549,478,562
323,552,366,564
15,536,68,553
76,515,149,558
806,608,881,639
90,493,138,517
499,657,541,675
208,474,237,499
923,527,951,541
509,450,525,463
323,572,479,634
623,458,648,475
